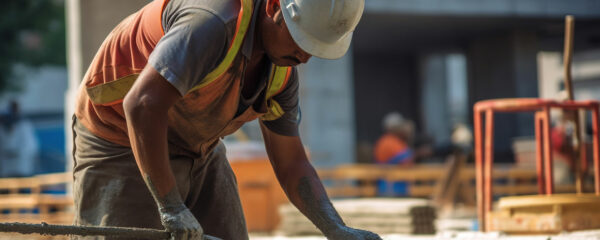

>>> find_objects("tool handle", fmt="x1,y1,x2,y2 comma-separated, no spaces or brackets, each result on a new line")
0,222,169,239
0,222,222,239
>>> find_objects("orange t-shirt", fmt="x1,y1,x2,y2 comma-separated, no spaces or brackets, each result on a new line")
374,133,413,164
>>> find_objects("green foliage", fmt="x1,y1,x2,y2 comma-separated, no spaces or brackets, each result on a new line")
0,0,66,94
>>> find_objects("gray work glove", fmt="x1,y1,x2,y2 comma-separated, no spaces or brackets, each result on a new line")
326,226,382,240
160,204,203,240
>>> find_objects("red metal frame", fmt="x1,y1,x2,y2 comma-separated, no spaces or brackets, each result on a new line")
473,98,600,231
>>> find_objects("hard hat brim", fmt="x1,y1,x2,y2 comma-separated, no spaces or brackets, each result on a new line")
280,7,353,60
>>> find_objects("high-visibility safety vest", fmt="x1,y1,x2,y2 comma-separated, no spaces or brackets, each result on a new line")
85,0,290,119
75,0,293,154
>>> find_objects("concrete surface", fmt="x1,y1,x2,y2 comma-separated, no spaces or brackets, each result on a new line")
2,230,600,239
250,230,600,240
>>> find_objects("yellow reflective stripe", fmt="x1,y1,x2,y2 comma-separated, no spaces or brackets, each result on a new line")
87,74,139,105
187,0,253,93
261,99,285,121
263,65,276,98
265,66,289,99
261,65,291,121
86,0,253,105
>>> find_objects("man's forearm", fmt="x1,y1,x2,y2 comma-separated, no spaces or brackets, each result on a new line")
261,125,381,239
260,124,346,235
124,108,204,238
122,66,183,209
124,103,181,208
280,159,345,235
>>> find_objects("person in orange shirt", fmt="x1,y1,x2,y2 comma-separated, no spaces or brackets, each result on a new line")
374,112,415,165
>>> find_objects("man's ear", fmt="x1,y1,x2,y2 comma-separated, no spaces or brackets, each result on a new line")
265,0,280,19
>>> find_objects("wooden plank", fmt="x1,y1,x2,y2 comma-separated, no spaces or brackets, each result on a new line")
0,194,73,209
0,195,38,209
408,186,436,197
333,165,384,180
0,173,74,226
489,193,600,233
0,173,71,197
384,168,446,182
35,173,72,186
325,185,377,198
318,164,574,199
0,178,39,191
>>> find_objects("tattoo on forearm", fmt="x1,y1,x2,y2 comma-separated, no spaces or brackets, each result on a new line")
297,176,344,233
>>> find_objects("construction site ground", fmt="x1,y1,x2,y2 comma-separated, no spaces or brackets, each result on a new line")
250,230,600,240
3,231,600,240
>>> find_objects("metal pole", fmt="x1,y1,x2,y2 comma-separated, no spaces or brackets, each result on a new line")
483,110,494,231
563,15,585,193
0,222,221,240
592,107,600,195
543,107,554,195
474,108,484,231
0,222,169,239
535,111,545,194
563,15,575,100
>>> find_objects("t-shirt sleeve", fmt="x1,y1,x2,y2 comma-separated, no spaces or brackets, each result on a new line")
261,68,300,136
148,9,229,96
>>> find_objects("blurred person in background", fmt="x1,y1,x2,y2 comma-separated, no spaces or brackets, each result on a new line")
373,112,418,196
0,100,38,178
549,90,580,185
550,109,576,185
450,123,472,154
374,112,416,165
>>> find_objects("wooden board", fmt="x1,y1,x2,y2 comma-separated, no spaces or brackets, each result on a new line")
0,173,73,224
230,159,288,232
318,164,578,199
488,194,600,233
277,198,437,236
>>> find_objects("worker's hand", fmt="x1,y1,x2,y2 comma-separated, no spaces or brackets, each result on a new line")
160,204,203,240
326,226,382,240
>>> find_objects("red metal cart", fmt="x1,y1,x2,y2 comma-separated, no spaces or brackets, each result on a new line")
473,98,600,231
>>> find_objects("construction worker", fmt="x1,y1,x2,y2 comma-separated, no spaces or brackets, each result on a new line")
374,112,415,165
72,0,381,239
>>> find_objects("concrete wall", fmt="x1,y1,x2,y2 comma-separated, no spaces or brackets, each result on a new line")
467,31,540,161
420,55,449,146
366,0,600,17
298,53,356,167
420,53,468,148
352,52,420,162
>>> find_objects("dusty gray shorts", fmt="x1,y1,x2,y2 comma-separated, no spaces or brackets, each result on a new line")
71,117,248,240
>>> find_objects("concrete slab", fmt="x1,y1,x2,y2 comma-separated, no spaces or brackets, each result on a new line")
250,230,600,240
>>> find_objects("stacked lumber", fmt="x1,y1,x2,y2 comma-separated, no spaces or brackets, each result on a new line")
488,194,600,234
0,173,73,224
435,206,477,232
276,198,436,236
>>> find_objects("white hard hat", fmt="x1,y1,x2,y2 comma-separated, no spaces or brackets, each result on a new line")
383,112,404,131
280,0,365,59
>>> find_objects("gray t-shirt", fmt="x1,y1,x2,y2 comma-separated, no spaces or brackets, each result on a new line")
147,0,300,136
